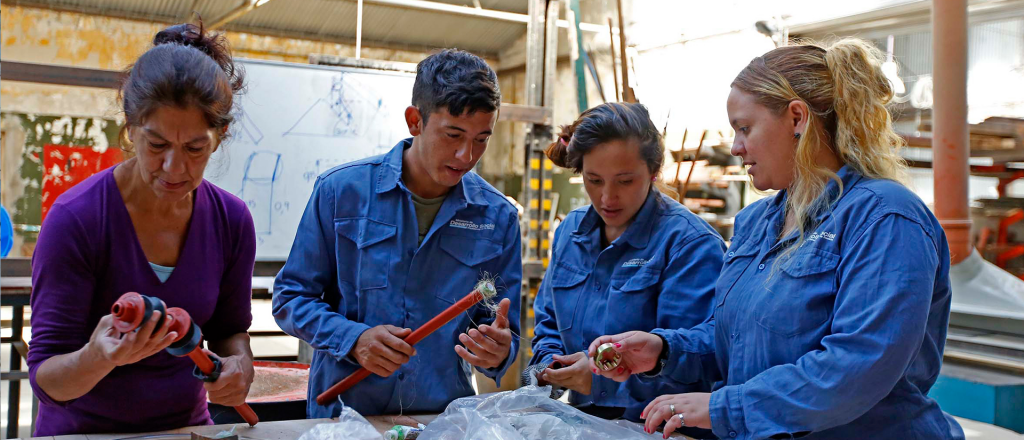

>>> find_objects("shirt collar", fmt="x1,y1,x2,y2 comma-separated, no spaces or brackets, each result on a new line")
572,188,662,249
375,137,488,206
763,164,864,242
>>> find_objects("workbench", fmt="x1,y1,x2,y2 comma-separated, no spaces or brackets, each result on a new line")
26,415,439,440
22,414,707,440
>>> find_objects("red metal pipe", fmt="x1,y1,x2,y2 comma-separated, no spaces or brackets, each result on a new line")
316,287,488,405
932,0,972,264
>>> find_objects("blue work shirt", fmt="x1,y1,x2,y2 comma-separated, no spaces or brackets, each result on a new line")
531,189,726,420
653,165,965,439
273,138,522,418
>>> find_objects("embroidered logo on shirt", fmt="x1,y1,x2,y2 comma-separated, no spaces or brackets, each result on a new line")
450,219,495,231
807,231,837,242
621,258,650,268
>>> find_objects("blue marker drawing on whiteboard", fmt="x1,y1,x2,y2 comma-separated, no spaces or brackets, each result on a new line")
283,73,391,144
239,151,282,237
233,108,264,145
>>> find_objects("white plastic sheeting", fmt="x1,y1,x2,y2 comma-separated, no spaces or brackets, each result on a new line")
950,249,1024,321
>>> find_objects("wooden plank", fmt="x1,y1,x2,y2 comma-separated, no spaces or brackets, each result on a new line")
1,61,122,89
498,103,552,125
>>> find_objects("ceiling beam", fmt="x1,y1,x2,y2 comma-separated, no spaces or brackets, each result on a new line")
351,0,613,33
0,61,123,88
209,0,275,29
789,0,1024,38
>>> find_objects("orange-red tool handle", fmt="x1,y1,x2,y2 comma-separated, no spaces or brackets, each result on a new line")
316,289,486,405
185,346,259,426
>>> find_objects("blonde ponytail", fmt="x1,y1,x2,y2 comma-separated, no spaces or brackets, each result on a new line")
824,38,907,183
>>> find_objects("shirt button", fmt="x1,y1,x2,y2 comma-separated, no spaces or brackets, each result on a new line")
729,431,737,437
600,391,607,397
595,283,601,290
728,252,735,257
398,373,405,380
758,263,765,270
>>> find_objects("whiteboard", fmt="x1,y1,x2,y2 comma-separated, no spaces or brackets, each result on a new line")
205,58,415,260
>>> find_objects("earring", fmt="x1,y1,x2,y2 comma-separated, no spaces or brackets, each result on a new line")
794,133,801,140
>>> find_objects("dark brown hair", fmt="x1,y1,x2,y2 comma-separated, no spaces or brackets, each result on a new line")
412,48,501,124
119,20,245,150
545,102,664,175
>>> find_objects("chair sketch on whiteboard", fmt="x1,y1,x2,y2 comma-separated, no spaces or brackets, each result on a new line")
239,151,283,239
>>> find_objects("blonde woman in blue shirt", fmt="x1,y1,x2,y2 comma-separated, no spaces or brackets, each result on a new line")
590,39,964,440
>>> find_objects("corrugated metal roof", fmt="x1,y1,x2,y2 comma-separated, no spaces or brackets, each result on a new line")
11,0,532,56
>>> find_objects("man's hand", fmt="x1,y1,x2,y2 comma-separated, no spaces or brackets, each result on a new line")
455,298,513,369
352,325,416,377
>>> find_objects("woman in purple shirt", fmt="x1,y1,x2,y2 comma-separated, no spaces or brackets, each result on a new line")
27,22,256,435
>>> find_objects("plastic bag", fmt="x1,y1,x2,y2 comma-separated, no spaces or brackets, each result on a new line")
419,386,660,440
298,406,380,440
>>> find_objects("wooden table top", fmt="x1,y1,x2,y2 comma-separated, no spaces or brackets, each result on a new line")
28,415,439,440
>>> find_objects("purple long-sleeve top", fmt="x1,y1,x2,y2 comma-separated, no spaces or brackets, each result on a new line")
27,166,256,435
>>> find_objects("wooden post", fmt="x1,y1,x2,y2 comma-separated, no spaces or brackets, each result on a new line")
615,0,635,102
607,18,621,102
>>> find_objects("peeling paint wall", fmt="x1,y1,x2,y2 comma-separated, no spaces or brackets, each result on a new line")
0,113,120,257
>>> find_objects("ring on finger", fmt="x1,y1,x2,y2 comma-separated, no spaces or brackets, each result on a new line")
676,413,685,426
669,404,676,414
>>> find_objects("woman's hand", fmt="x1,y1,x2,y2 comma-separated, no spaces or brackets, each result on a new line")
587,331,663,382
87,312,178,368
641,393,712,437
203,349,255,407
539,352,592,395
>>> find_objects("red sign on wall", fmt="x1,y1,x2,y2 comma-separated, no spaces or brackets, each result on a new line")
41,145,123,222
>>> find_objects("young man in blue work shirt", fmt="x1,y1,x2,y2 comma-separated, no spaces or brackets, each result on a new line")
273,49,521,418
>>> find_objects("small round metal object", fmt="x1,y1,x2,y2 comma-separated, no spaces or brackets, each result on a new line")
676,413,686,426
593,342,622,371
670,404,676,414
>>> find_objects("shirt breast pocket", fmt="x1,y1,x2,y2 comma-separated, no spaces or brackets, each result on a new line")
607,269,660,333
435,233,503,304
335,218,397,290
716,238,759,308
547,265,588,332
755,247,838,337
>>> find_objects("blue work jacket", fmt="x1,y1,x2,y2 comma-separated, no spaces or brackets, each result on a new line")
273,139,522,418
531,189,726,420
652,166,965,439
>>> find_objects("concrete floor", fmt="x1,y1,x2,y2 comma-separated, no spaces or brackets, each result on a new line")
3,302,1023,439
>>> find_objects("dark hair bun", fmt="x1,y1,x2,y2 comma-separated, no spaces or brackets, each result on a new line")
153,21,243,93
545,123,576,169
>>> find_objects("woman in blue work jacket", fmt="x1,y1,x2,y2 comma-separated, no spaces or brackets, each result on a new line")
526,102,727,434
590,39,966,440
